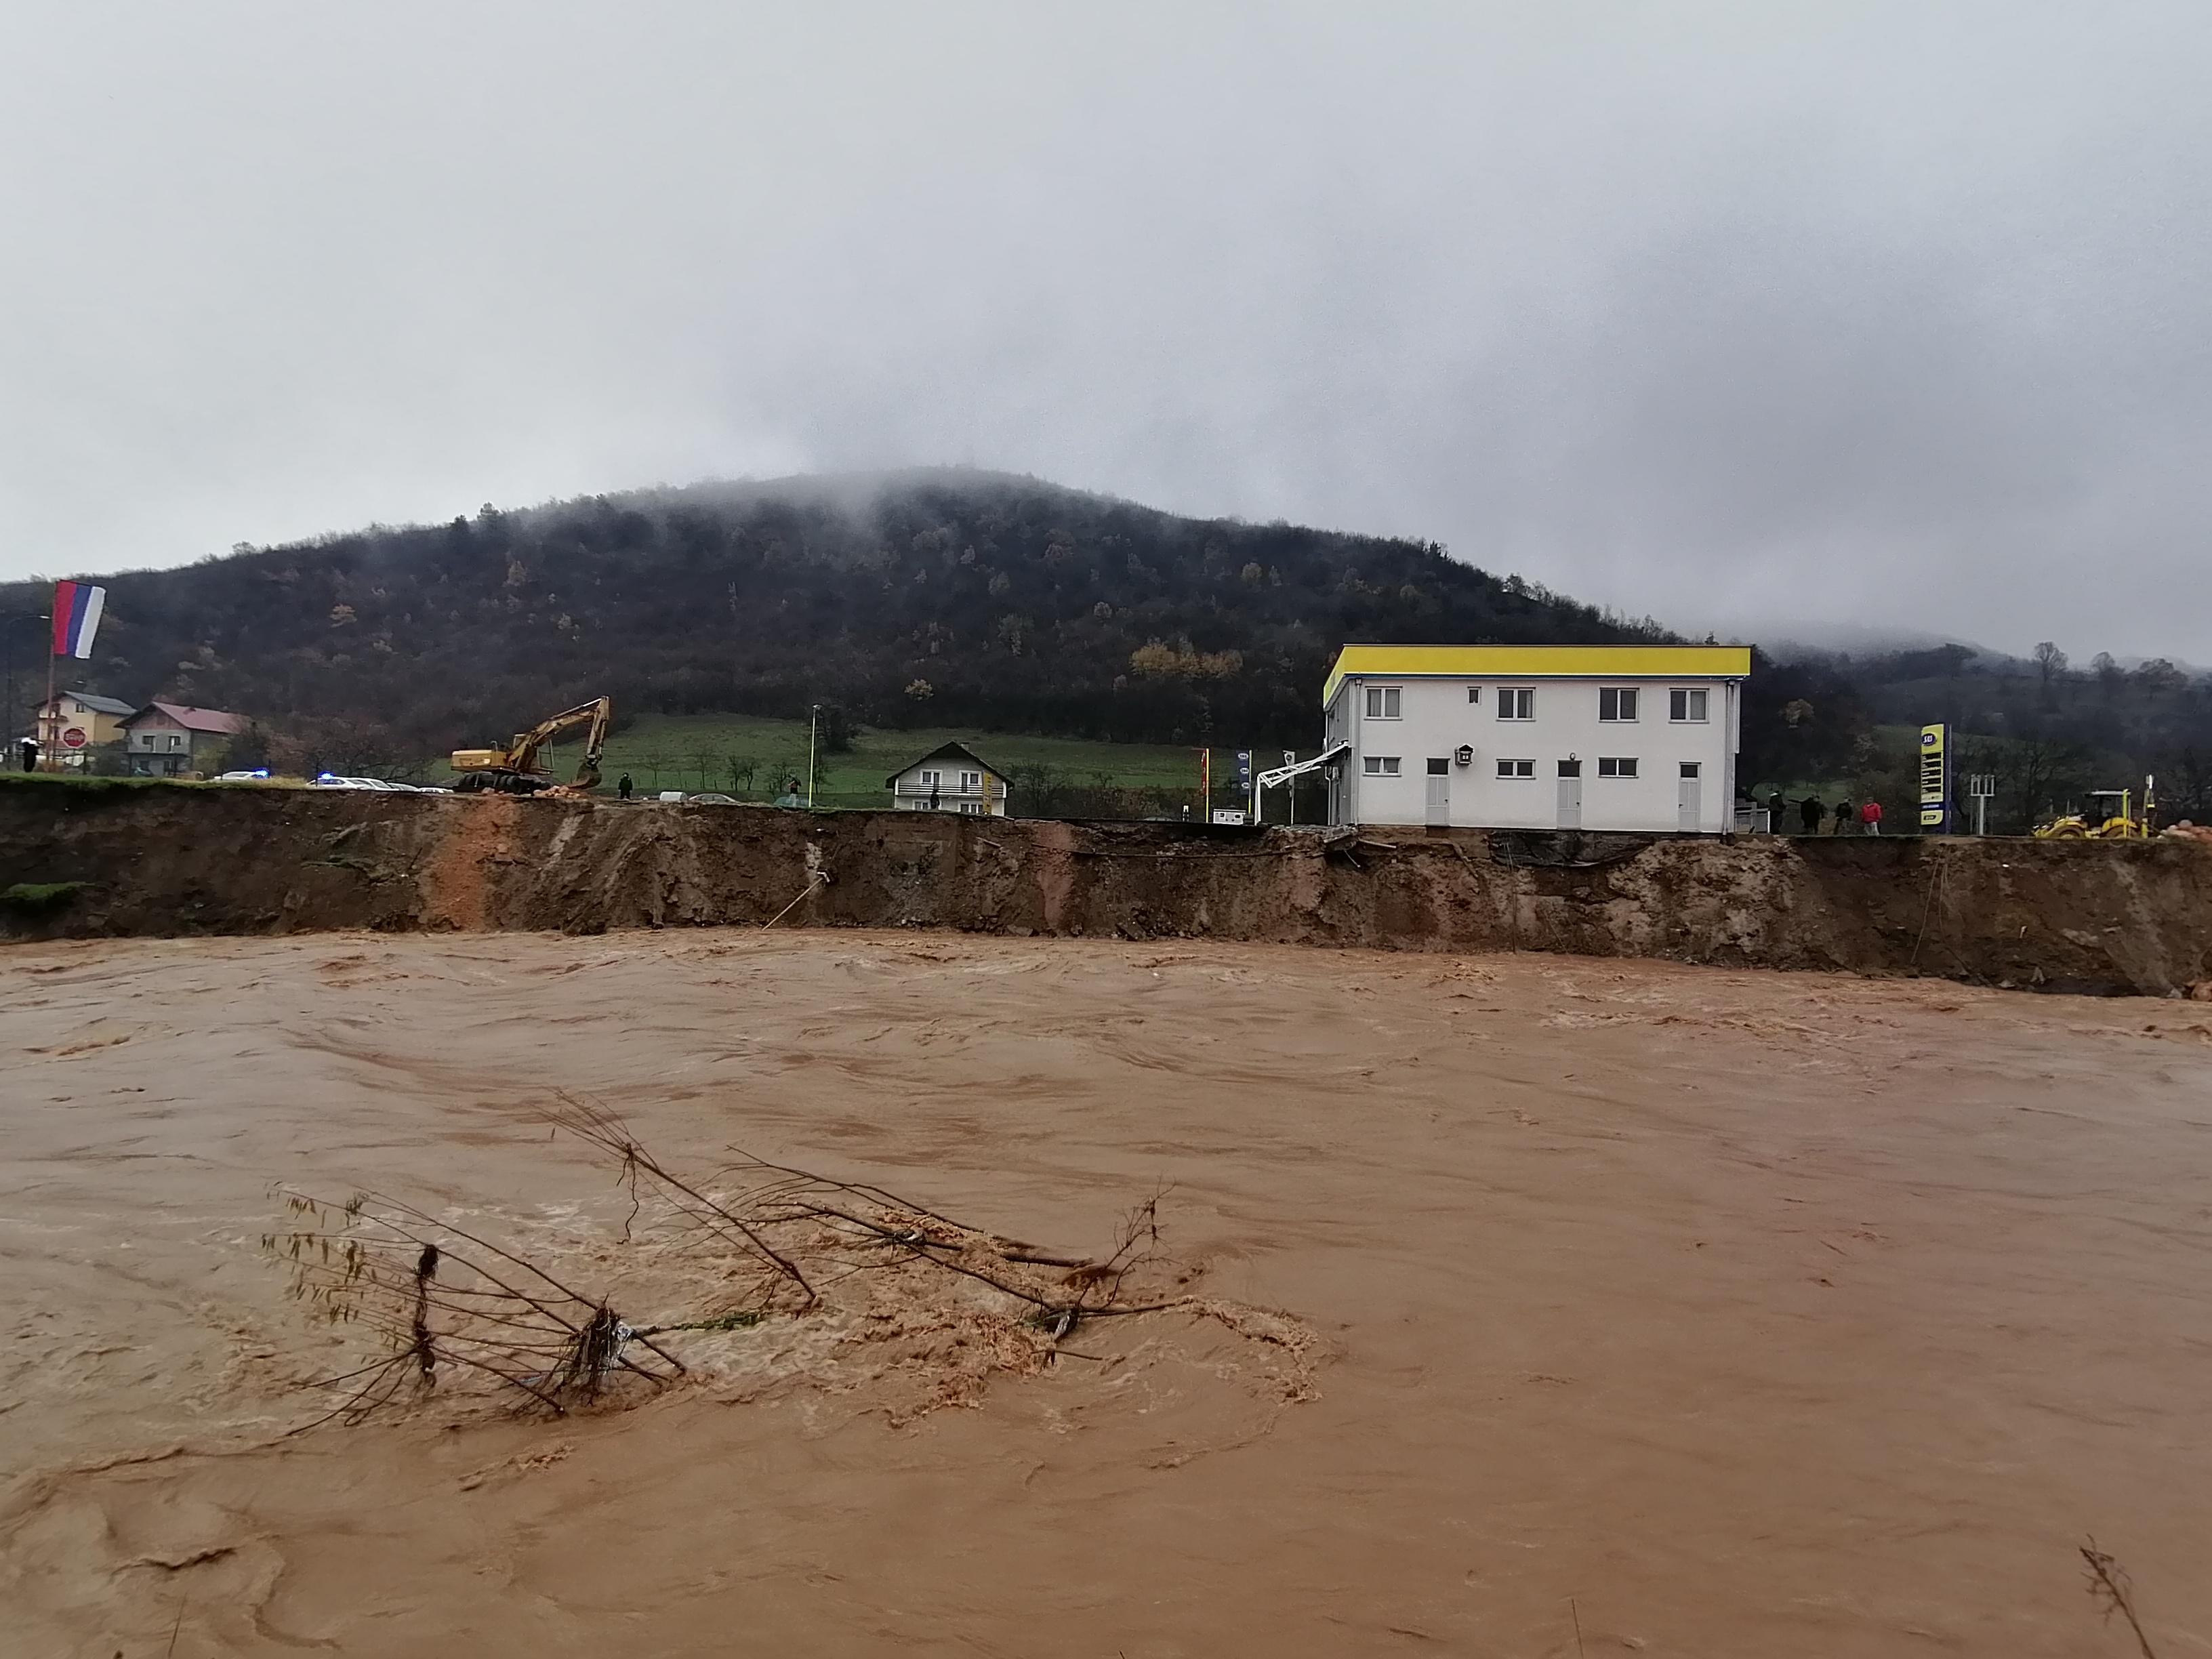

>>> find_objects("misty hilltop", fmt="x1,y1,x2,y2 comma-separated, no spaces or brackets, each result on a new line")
12,468,1671,755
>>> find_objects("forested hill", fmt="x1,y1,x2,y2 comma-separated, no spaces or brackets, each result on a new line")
8,469,1675,759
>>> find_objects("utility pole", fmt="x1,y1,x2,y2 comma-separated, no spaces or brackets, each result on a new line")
806,703,819,808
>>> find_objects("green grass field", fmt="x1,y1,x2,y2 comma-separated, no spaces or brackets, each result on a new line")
516,714,1212,806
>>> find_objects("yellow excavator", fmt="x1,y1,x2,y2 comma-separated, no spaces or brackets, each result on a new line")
2033,779,2155,840
449,697,612,796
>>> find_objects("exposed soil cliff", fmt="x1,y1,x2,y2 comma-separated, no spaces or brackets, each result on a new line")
3,784,2208,994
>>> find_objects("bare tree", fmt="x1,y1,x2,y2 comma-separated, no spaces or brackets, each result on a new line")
2159,745,2212,822
2133,658,2188,695
2033,640,2069,688
2001,726,2091,831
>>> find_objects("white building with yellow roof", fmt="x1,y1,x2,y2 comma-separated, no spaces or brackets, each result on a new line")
1322,643,1752,833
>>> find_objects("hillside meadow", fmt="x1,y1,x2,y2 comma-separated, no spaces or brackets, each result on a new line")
465,712,1240,812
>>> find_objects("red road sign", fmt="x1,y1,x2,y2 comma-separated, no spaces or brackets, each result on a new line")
60,726,87,749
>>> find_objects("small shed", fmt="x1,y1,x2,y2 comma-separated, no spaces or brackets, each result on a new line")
886,741,1009,815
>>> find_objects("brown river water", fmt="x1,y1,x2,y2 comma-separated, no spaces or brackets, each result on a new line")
2,932,2209,1656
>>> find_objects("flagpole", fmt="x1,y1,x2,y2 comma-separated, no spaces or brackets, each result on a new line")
41,629,56,772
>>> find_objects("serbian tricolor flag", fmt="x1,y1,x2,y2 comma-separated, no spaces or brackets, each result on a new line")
52,580,106,659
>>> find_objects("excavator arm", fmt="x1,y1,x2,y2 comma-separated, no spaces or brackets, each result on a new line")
451,697,613,793
508,697,612,791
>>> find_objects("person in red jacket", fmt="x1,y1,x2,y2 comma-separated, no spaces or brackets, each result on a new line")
1860,798,1883,834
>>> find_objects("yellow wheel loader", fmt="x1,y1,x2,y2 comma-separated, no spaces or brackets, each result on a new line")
449,697,612,796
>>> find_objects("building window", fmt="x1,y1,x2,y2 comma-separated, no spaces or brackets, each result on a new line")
1496,758,1534,778
1680,762,1700,779
960,770,981,791
1597,757,1639,778
1466,686,1480,705
958,801,986,814
1599,687,1639,722
1362,756,1401,777
1557,758,1581,778
167,733,184,750
1498,687,1534,720
1669,687,1708,722
1364,687,1401,719
1426,758,1449,776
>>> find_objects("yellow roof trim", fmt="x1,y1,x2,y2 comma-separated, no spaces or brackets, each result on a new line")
1324,643,1751,704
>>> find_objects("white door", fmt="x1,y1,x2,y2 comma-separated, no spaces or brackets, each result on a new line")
1677,776,1700,831
1425,759,1449,827
1556,761,1582,829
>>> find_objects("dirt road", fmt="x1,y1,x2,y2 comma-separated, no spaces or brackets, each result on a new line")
3,933,2209,1655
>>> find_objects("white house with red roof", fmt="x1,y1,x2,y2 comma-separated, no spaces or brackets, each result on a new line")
121,700,247,777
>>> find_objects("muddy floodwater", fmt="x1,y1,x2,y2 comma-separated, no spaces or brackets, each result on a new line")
3,933,2209,1656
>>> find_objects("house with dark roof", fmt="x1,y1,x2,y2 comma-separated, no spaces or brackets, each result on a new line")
886,741,1009,816
121,700,247,777
34,691,137,766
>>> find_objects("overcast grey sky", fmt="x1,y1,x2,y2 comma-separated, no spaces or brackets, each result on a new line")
4,3,2208,659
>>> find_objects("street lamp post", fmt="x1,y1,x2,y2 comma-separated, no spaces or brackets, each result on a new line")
806,703,820,808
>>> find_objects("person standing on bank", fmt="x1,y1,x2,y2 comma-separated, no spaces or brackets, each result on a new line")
617,773,633,800
1799,796,1822,834
1861,798,1883,835
1833,797,1854,834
